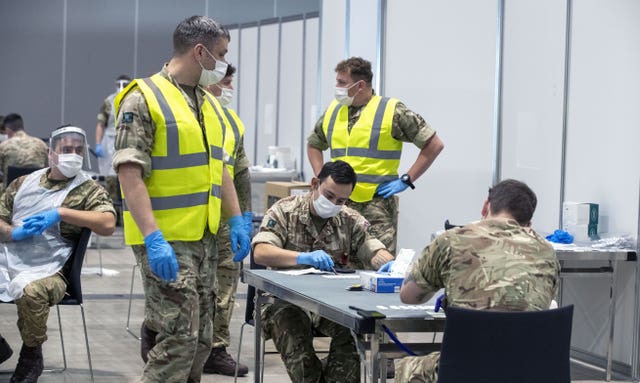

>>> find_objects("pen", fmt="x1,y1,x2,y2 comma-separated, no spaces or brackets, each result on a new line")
330,266,337,275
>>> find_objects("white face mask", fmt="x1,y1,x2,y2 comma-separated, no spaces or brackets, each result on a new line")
116,80,130,93
216,86,234,107
55,153,84,178
312,192,343,219
199,47,228,86
0,134,7,143
334,81,360,106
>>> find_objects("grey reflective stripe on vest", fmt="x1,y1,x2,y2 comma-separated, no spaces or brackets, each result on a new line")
142,78,208,170
211,184,221,198
327,97,401,160
325,104,342,147
226,157,236,167
210,145,224,161
223,108,240,165
356,174,397,184
123,191,208,211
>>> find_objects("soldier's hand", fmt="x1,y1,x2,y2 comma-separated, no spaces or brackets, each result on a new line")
297,250,334,271
144,230,178,282
377,260,394,273
228,215,251,262
242,211,253,237
22,208,61,235
11,225,39,241
434,293,445,312
95,144,104,158
376,179,409,199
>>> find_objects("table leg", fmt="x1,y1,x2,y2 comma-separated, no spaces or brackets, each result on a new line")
254,293,263,383
606,260,618,381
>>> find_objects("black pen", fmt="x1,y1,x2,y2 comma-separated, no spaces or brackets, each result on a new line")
330,266,338,275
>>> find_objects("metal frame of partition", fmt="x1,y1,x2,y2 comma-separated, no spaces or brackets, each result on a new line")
491,0,505,187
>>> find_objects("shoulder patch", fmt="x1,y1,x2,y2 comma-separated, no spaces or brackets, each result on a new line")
266,219,277,228
122,112,134,123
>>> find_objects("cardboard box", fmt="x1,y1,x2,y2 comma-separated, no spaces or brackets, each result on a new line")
264,181,311,212
360,271,404,293
562,202,599,240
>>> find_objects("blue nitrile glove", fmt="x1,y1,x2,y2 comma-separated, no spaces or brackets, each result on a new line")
144,230,179,282
297,250,334,271
376,179,409,199
377,260,395,273
11,225,39,241
22,208,61,235
242,211,253,237
94,143,104,158
545,230,574,244
228,215,251,262
434,293,445,312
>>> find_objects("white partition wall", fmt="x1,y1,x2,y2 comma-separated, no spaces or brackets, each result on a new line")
238,25,259,165
318,0,347,112
256,21,280,167
385,0,499,252
347,0,378,89
302,16,320,181
500,0,568,233
226,28,240,112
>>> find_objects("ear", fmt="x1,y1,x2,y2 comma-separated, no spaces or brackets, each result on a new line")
481,199,489,218
311,177,319,189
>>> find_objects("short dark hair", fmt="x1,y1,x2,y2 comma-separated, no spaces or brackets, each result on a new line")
488,179,537,226
335,57,373,85
4,113,24,132
116,74,131,82
224,63,236,78
173,15,230,55
317,160,357,190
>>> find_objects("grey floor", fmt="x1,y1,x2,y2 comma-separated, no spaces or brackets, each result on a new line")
0,227,633,382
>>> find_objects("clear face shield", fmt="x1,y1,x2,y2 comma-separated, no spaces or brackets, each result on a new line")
116,80,130,93
49,126,92,171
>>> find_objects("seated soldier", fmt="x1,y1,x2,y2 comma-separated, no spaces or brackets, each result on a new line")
0,125,115,383
393,179,560,383
252,160,395,383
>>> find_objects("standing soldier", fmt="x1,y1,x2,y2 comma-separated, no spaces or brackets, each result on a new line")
203,63,252,376
112,15,250,382
0,113,49,190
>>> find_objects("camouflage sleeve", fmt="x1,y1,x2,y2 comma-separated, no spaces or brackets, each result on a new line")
349,212,386,269
306,113,329,151
232,139,252,212
391,101,436,149
0,176,25,224
96,97,110,124
112,88,154,178
59,179,116,241
408,234,450,294
251,203,287,250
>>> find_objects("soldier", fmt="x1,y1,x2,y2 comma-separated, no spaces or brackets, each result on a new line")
0,113,49,188
0,125,116,382
202,64,252,376
392,179,560,383
94,74,131,212
253,160,395,383
113,15,250,382
307,57,444,256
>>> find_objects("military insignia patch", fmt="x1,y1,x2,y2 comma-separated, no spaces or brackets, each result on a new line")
266,219,277,228
122,112,134,123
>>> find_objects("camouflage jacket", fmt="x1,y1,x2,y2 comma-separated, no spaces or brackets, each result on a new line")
0,131,49,185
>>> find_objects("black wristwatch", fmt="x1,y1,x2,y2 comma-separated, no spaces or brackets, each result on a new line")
400,173,415,189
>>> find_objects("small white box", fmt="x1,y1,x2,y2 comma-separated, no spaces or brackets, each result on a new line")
562,202,598,240
360,272,404,293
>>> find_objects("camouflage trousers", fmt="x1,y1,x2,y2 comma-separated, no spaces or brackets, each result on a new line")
394,352,440,383
133,231,218,383
14,273,66,347
212,222,241,348
261,298,360,383
347,195,399,254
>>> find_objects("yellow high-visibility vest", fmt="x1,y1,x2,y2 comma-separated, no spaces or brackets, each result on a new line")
220,106,245,179
322,96,402,202
115,74,227,244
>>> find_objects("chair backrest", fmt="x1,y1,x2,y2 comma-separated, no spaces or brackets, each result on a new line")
59,228,92,305
437,305,573,383
6,166,42,185
243,249,266,325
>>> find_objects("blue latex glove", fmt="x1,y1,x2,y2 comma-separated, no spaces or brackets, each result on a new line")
434,293,445,312
22,208,61,235
11,225,39,241
377,260,395,273
297,250,334,271
144,230,179,282
376,179,409,199
545,230,574,244
242,211,253,237
228,215,251,262
94,143,104,158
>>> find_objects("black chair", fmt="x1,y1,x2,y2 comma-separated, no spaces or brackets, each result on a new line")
0,228,94,381
6,166,42,185
437,305,573,383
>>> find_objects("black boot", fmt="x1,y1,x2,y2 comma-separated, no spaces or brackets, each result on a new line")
203,347,248,376
140,321,158,364
9,344,43,383
0,335,13,365
386,359,395,378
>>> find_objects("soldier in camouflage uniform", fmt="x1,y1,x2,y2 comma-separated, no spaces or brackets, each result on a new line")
253,161,395,383
0,113,49,191
0,125,115,382
202,64,253,376
94,75,131,212
307,57,444,256
113,16,250,383
394,179,560,383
